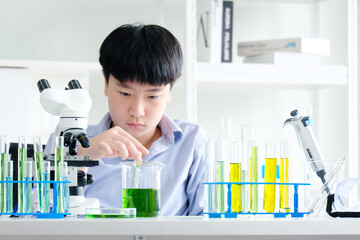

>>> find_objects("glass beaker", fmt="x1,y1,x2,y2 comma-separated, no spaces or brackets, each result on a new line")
122,161,165,217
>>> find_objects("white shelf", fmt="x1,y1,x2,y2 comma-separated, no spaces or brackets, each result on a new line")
0,59,101,74
197,63,347,86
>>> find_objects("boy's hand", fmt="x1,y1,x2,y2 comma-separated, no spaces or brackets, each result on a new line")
77,126,149,162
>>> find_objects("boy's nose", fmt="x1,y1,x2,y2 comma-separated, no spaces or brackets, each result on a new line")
129,100,145,118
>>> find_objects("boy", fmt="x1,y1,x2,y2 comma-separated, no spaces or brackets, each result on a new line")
46,24,208,216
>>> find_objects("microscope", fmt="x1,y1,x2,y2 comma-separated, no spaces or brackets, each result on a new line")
37,79,100,214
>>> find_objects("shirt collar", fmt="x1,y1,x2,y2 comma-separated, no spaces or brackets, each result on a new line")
157,113,183,144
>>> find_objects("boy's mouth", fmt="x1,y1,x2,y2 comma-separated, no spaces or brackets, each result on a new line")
127,123,145,128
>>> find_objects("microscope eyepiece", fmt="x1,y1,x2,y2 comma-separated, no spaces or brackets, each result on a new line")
68,79,82,89
37,79,51,93
290,109,299,117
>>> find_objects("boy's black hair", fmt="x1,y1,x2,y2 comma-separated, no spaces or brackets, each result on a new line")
99,24,183,87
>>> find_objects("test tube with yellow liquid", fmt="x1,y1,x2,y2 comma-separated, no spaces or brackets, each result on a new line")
229,141,241,212
280,140,291,212
264,141,277,212
215,140,227,213
250,145,258,212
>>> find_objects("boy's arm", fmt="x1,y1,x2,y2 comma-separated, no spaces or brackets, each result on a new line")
186,134,209,216
77,126,149,162
44,126,149,162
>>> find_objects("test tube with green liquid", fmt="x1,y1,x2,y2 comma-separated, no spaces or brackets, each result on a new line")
60,161,70,213
55,136,64,213
0,136,9,212
18,136,27,213
24,161,32,213
215,140,227,213
33,136,44,212
250,145,258,212
264,141,277,213
229,141,241,212
280,140,290,212
5,160,13,213
42,161,50,213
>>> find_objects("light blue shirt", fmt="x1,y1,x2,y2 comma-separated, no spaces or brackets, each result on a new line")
46,112,208,216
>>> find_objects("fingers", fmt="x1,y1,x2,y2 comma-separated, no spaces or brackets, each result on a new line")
113,126,149,155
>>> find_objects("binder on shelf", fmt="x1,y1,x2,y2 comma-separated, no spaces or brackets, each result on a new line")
197,0,223,63
237,37,331,57
221,1,233,63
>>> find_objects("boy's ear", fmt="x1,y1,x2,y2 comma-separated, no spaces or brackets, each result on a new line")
103,70,108,97
167,89,172,103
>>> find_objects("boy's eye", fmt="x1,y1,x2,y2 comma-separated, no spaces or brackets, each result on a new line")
119,91,130,96
148,95,159,100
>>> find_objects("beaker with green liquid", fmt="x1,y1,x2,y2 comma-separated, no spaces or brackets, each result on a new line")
122,161,164,217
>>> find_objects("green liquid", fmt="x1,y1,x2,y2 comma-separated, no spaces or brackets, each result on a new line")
55,146,63,213
18,148,26,213
34,152,44,212
216,161,225,213
86,214,134,218
122,188,160,217
0,153,7,212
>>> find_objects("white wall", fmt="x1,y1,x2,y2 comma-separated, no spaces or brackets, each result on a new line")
0,0,354,174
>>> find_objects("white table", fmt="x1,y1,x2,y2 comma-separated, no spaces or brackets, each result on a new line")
0,216,359,240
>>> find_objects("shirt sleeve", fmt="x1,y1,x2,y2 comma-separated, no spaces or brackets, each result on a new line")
185,129,209,216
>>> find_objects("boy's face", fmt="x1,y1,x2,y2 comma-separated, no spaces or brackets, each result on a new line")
104,74,171,143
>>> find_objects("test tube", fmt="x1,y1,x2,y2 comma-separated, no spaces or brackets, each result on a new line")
18,136,27,213
55,136,64,213
5,160,13,213
280,140,290,212
24,161,32,213
229,141,241,212
250,144,258,212
0,136,9,213
215,140,227,213
60,161,70,213
241,125,254,212
33,136,44,213
42,161,50,213
264,140,277,213
205,140,216,213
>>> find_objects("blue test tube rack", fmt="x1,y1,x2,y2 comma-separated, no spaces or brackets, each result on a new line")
202,182,311,218
0,179,71,218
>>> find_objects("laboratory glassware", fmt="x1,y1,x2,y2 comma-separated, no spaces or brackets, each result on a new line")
33,136,45,212
264,140,277,212
0,136,9,212
18,136,27,213
122,161,165,217
54,136,64,213
215,139,228,213
5,160,13,213
280,140,291,212
24,161,32,213
42,161,51,213
250,145,258,212
229,141,241,212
